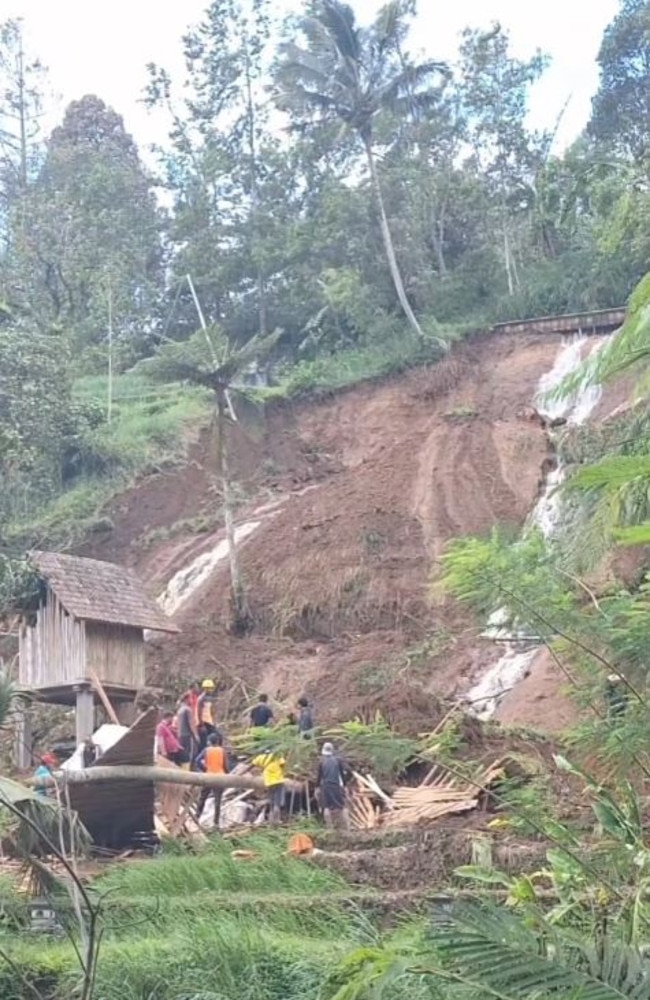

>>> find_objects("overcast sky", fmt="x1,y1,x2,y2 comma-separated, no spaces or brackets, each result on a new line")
2,0,618,154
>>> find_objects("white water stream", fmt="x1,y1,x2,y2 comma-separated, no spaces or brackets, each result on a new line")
157,521,262,617
465,335,609,719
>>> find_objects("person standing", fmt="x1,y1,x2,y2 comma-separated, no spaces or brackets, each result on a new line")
297,697,314,738
252,749,286,824
250,694,274,728
156,711,189,767
605,674,629,718
81,738,99,769
195,732,228,825
182,681,201,732
197,679,217,750
33,753,57,798
175,694,198,765
317,742,350,830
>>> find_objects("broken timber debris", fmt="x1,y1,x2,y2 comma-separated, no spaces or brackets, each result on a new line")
346,760,505,830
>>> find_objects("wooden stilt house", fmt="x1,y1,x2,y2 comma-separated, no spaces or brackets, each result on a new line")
17,552,178,765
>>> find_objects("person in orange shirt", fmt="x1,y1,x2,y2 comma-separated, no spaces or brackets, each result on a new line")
195,732,229,826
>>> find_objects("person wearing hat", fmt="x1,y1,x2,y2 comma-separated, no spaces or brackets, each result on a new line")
197,679,217,751
317,742,350,830
605,674,629,719
33,753,57,797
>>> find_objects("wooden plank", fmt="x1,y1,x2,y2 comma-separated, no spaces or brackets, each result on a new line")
89,669,120,725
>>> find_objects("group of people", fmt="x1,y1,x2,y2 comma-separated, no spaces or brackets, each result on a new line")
155,682,350,829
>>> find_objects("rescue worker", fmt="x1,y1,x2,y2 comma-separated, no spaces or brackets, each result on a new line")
316,742,350,830
252,748,285,824
250,693,274,728
156,710,189,766
33,753,57,797
175,693,198,765
195,732,228,825
605,674,629,718
297,696,314,738
197,679,217,750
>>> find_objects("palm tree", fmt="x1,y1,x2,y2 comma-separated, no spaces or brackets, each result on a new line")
276,0,447,343
144,326,280,632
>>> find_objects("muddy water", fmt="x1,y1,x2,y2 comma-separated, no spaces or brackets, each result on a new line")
465,335,608,719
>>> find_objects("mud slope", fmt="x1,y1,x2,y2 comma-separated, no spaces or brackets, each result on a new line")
85,333,571,729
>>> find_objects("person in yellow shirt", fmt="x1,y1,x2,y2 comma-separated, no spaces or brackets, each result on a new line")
252,750,286,824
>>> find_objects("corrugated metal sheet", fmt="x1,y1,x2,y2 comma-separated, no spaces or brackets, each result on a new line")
31,552,178,634
69,708,157,850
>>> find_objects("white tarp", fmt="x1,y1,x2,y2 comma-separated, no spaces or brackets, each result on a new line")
61,723,128,772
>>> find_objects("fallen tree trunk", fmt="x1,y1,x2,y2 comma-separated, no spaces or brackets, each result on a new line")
27,767,304,792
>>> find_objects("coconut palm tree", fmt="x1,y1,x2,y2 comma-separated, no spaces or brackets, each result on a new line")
276,0,447,343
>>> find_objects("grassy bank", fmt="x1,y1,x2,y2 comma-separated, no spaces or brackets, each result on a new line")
4,373,211,550
0,834,407,1000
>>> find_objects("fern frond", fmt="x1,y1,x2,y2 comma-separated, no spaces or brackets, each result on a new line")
428,902,650,1000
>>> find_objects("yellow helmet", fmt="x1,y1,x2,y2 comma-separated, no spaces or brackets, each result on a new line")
201,678,215,690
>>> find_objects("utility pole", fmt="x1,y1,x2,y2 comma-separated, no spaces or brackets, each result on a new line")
107,282,113,424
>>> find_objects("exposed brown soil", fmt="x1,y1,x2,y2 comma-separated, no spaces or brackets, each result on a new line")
83,332,583,730
312,823,550,891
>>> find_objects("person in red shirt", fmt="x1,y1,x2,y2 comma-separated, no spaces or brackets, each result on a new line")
156,711,189,767
195,732,229,825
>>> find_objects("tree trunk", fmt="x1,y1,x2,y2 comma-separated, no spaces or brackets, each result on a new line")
216,388,251,633
32,766,303,792
362,136,427,340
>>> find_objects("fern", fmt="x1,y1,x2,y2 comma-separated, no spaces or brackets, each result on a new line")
425,902,650,1000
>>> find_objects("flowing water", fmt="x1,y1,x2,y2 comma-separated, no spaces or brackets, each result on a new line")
465,335,609,719
157,520,262,617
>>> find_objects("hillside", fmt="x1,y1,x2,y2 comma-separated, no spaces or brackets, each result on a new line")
77,330,601,731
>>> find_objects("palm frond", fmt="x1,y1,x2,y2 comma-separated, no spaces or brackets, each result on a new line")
614,523,650,546
318,0,360,63
378,60,448,110
0,778,91,859
567,455,650,492
428,902,650,1000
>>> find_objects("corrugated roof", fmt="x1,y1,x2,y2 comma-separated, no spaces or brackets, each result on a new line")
31,551,178,633
69,708,157,849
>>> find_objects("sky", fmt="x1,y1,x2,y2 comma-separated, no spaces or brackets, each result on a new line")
1,0,619,154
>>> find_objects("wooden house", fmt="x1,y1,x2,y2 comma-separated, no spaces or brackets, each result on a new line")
17,552,178,763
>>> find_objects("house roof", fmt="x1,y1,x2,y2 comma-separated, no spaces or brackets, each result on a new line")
31,551,178,633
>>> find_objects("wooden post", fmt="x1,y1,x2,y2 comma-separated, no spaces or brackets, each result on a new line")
116,702,136,727
75,686,95,744
13,697,32,771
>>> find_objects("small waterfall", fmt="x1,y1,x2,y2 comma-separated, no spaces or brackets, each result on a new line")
465,335,608,719
157,520,262,617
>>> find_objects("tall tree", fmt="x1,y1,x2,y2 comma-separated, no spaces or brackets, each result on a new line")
275,0,447,342
146,0,280,342
0,19,45,203
459,24,548,298
589,0,650,162
5,96,163,364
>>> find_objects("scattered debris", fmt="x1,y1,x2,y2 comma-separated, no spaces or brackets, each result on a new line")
346,760,505,830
